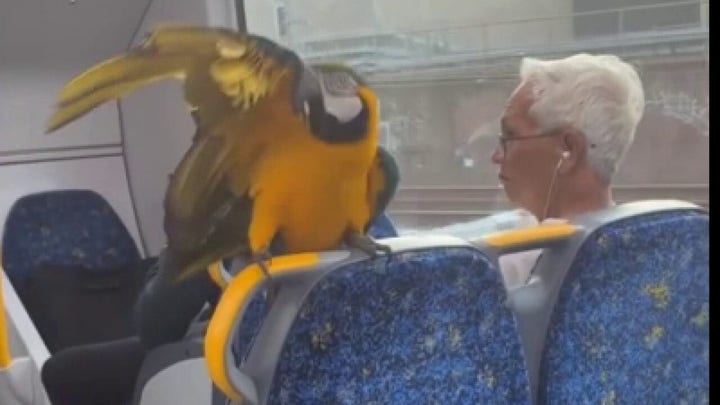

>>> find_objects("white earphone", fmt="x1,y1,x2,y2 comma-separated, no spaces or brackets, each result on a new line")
543,150,571,220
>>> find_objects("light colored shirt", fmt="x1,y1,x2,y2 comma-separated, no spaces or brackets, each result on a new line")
498,215,568,290
402,209,564,290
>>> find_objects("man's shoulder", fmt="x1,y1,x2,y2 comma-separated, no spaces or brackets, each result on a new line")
407,209,539,240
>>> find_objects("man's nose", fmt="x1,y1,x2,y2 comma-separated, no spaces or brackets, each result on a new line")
491,144,504,164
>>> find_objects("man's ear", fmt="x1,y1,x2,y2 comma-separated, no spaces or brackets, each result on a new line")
558,128,587,174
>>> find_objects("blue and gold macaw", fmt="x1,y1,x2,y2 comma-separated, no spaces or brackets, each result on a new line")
47,25,399,281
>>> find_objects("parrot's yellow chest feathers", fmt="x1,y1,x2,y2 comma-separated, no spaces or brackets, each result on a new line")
240,87,380,253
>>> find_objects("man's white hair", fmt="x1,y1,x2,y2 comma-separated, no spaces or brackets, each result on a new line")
519,53,645,182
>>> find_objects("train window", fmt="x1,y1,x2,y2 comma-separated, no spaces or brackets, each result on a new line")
250,0,708,232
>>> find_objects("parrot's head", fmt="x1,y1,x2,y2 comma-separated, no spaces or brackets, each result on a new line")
294,64,370,143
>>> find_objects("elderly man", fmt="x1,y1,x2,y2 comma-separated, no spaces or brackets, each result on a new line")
494,53,645,222
491,53,645,288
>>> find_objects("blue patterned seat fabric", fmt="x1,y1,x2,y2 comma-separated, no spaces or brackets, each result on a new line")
540,210,709,404
234,247,531,404
2,190,141,289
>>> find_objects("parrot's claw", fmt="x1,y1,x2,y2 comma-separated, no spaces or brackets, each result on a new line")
346,233,393,259
252,250,273,277
252,250,279,303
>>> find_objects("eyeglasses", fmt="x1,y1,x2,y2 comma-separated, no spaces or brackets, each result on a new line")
496,133,553,154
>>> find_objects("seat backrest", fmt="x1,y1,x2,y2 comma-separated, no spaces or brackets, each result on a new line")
207,236,533,404
2,189,141,290
269,247,529,404
538,202,708,404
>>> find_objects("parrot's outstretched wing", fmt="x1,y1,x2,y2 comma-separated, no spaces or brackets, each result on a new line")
365,146,400,233
47,25,307,133
47,25,310,217
46,25,321,278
